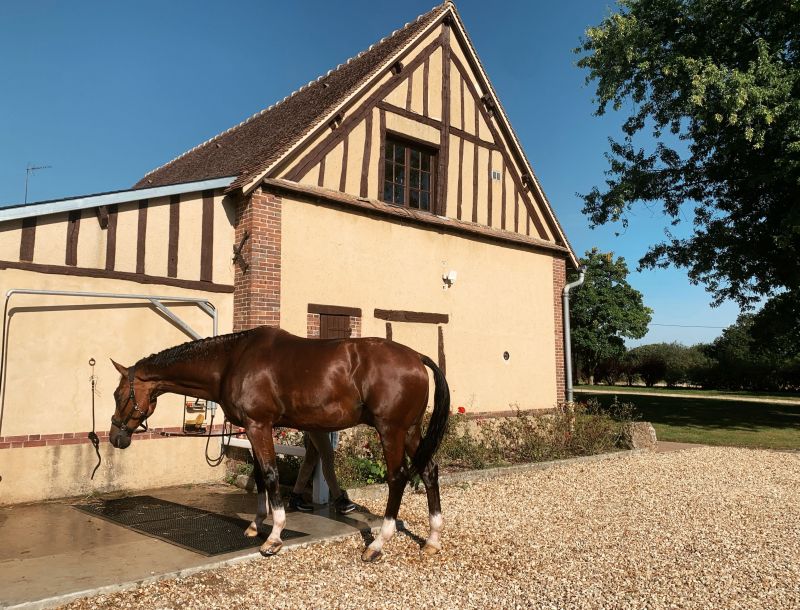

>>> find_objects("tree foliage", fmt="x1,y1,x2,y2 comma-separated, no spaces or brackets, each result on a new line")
576,0,800,307
570,248,652,383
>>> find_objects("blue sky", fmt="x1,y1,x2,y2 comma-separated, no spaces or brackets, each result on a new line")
0,0,741,345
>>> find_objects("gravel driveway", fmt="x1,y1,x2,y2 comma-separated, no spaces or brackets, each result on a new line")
63,447,800,610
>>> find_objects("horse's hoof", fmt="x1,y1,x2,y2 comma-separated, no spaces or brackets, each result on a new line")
361,547,383,563
259,540,283,557
244,523,259,538
421,543,441,556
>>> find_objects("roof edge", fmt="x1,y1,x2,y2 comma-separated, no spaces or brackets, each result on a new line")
0,176,235,223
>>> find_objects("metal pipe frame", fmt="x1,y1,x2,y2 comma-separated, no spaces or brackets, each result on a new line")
0,288,218,439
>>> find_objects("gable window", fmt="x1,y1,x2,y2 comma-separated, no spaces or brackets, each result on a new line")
382,137,436,212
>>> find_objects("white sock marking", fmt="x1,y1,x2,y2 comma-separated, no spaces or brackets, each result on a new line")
368,517,396,552
427,512,443,549
268,507,286,542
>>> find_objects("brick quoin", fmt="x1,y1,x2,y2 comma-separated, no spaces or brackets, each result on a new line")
234,188,282,331
553,256,567,405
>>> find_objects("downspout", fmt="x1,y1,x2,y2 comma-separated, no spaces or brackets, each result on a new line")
562,265,586,403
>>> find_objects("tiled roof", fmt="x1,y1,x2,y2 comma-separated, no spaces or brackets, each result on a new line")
134,4,448,190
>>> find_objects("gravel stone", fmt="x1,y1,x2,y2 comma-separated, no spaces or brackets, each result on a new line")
60,447,800,610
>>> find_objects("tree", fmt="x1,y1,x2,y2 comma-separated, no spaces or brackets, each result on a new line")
576,0,800,308
570,248,652,384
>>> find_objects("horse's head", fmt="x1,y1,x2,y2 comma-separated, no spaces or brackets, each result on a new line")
108,359,157,449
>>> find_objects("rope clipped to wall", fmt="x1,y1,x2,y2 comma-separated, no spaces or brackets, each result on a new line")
87,357,102,479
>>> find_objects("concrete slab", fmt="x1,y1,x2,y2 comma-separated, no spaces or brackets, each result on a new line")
0,483,381,609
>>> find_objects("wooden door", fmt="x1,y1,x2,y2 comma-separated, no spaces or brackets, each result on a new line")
319,314,352,339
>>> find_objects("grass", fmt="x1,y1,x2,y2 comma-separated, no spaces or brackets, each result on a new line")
575,384,800,402
583,392,800,450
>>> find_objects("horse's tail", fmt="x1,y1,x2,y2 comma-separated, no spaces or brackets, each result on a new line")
412,355,450,475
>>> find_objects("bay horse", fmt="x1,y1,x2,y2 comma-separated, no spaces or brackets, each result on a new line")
108,326,450,561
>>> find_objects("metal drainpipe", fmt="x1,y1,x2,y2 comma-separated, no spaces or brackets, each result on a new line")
563,265,587,404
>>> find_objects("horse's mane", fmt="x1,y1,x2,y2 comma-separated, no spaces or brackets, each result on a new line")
137,328,255,369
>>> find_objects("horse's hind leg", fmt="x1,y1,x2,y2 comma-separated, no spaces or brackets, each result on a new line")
405,426,443,555
362,427,407,562
244,459,268,537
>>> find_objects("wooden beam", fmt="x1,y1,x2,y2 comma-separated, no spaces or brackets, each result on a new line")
374,309,449,324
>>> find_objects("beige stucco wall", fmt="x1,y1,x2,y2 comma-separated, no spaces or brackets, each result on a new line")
0,267,232,504
0,436,223,505
280,196,558,413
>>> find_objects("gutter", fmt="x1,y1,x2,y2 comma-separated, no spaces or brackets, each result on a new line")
562,265,586,403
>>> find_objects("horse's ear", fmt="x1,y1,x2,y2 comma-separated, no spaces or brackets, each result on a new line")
110,359,128,377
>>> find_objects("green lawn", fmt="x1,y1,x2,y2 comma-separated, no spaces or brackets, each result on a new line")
580,392,800,450
575,384,800,402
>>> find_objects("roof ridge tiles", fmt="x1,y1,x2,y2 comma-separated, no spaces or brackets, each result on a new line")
136,4,444,187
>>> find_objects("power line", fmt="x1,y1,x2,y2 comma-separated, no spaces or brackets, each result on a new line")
650,323,726,329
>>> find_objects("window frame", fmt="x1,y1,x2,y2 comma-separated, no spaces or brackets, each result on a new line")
380,133,438,213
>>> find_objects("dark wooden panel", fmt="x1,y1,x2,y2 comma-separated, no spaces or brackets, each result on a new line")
385,322,393,341
486,150,493,228
501,165,507,230
339,136,348,193
436,21,451,217
374,309,448,324
136,199,148,274
438,325,446,375
360,112,373,198
200,190,214,282
376,101,441,129
422,56,430,116
456,137,464,220
406,70,413,111
308,303,362,317
105,204,118,271
65,209,81,266
19,217,36,262
0,260,234,293
318,156,326,187
320,313,352,339
167,194,180,278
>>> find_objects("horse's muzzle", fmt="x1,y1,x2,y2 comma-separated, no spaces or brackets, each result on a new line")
109,426,131,449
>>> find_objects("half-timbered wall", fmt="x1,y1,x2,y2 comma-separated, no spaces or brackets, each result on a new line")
279,20,560,245
0,190,236,504
0,190,236,291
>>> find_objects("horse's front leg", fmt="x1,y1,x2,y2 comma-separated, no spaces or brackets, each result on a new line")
246,424,285,556
244,460,268,538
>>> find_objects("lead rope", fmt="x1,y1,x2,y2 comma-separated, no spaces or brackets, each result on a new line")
204,410,232,467
87,357,102,479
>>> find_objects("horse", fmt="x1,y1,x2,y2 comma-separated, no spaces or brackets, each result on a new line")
108,325,450,561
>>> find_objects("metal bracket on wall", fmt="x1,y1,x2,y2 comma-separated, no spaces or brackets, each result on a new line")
232,231,250,273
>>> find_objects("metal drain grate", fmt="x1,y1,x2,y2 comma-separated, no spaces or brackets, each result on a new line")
75,495,306,556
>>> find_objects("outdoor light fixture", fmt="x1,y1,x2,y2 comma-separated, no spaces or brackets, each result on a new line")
442,270,458,289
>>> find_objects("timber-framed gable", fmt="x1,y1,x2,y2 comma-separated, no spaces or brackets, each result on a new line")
268,6,570,258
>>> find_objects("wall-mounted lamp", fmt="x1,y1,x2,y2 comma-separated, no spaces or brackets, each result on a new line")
442,270,458,290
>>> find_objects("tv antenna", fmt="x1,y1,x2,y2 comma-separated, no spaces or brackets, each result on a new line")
24,164,52,204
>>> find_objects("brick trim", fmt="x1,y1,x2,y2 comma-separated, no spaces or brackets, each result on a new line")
233,188,282,331
553,256,566,405
0,425,226,450
307,312,320,338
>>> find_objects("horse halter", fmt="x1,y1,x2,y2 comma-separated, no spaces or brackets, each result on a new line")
111,365,150,436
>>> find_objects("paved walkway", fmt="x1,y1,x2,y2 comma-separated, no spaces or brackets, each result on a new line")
575,387,800,405
0,483,380,609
